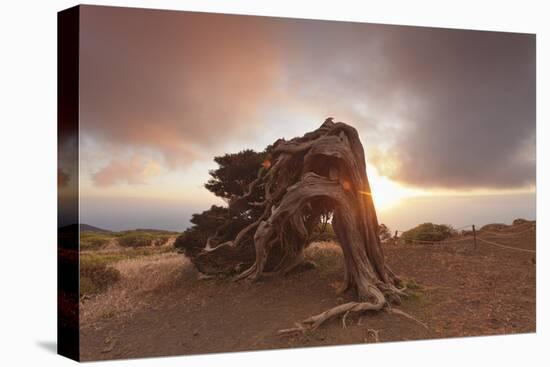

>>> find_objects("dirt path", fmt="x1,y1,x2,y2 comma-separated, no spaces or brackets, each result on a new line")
80,231,535,361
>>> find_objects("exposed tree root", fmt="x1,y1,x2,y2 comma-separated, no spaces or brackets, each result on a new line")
366,329,380,342
277,323,308,336
277,301,429,336
342,310,351,329
278,299,383,336
385,307,429,330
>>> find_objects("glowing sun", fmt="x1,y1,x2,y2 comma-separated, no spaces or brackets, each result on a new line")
364,164,420,210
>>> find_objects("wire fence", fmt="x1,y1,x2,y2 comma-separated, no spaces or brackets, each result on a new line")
392,223,536,254
477,237,536,254
395,224,477,235
478,227,535,238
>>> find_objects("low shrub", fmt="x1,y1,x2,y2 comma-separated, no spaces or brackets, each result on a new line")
309,222,337,242
512,218,533,226
401,223,455,244
480,223,508,232
80,232,112,251
80,257,120,296
116,230,174,248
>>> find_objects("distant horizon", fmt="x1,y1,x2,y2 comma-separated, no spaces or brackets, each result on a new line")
79,191,536,233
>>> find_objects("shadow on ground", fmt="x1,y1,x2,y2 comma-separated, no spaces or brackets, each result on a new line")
36,340,57,354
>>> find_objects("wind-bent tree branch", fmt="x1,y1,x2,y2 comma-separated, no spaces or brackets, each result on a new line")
176,118,413,331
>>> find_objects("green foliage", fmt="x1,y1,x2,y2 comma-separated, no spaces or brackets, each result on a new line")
178,146,282,257
401,223,455,244
174,206,229,253
81,229,178,250
512,218,531,226
309,222,337,242
174,149,271,257
80,231,112,251
189,205,229,229
204,149,267,200
80,257,120,296
177,149,271,258
116,230,174,248
174,228,205,257
81,253,127,265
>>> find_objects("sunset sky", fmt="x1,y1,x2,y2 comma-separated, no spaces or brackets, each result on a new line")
75,5,535,232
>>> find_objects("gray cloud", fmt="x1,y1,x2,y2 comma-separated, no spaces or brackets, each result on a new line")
80,6,283,172
368,27,536,189
275,22,535,190
80,6,535,190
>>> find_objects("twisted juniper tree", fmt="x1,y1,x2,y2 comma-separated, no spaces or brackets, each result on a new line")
176,118,414,331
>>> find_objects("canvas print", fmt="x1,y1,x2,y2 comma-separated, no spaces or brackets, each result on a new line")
58,5,536,361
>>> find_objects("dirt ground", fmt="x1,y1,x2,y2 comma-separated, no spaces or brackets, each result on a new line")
80,227,536,361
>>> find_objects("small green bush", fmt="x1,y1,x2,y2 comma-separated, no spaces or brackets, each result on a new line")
80,258,120,296
309,223,337,242
81,252,128,265
512,218,532,226
116,230,174,248
80,232,112,251
401,223,455,244
480,223,507,231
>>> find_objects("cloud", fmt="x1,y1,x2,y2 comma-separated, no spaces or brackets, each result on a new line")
80,7,535,190
80,6,283,173
92,155,161,187
274,23,536,190
366,28,536,189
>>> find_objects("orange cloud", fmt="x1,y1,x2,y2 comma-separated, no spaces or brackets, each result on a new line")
80,6,283,170
92,155,161,187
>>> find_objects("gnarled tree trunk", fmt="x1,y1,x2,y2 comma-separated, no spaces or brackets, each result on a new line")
178,118,411,330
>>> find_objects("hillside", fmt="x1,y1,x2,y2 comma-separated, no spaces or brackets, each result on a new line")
78,219,535,360
80,224,112,233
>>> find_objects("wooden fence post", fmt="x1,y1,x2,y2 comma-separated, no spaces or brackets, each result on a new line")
472,224,477,250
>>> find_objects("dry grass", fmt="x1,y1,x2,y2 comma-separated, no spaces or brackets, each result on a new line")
80,242,342,326
305,241,344,275
80,252,188,326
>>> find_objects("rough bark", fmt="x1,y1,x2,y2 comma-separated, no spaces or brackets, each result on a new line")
180,118,408,328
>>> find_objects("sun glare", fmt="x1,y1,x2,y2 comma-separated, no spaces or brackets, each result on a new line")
365,164,420,210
